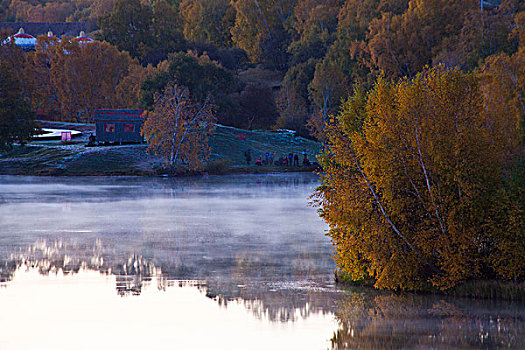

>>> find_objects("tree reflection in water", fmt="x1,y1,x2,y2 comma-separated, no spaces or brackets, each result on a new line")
0,239,339,321
2,238,524,348
331,289,525,349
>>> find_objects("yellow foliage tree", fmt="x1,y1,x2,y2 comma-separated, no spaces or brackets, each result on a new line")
179,0,233,46
316,66,522,291
231,0,294,66
49,39,134,122
141,84,216,170
25,38,136,122
477,16,525,281
115,62,165,108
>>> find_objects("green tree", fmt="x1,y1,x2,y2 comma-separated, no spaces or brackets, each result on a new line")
276,83,308,136
238,83,279,130
152,0,185,53
282,58,317,103
0,61,37,149
140,51,235,108
98,0,154,59
307,58,348,141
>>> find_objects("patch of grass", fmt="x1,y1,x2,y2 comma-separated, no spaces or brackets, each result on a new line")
0,145,78,175
205,158,233,174
64,148,152,176
1,124,323,176
237,67,283,86
209,125,321,167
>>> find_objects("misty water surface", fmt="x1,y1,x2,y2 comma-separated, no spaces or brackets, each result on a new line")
0,174,523,349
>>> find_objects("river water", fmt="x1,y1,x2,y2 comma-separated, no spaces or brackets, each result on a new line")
0,174,523,349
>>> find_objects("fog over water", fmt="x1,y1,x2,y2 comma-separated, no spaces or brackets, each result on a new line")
0,174,523,349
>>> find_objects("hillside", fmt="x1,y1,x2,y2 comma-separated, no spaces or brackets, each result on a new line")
0,123,322,176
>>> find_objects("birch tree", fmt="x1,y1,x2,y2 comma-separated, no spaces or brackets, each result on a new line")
141,84,216,170
315,66,521,291
231,0,294,67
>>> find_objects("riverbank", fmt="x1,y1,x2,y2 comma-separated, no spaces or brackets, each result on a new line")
336,272,525,301
0,122,322,176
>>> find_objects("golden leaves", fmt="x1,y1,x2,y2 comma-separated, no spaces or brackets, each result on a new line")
141,84,216,170
317,66,523,291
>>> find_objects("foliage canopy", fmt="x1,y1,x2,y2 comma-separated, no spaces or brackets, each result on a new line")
0,59,37,149
141,84,216,170
315,66,524,291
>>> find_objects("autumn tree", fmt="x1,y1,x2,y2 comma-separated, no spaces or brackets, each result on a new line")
433,0,524,70
141,84,216,170
315,66,523,291
320,0,408,90
287,0,341,66
0,60,37,149
307,58,348,141
28,34,63,117
231,0,295,69
477,14,525,281
49,39,134,122
0,41,38,110
2,0,113,22
367,0,475,78
116,62,168,109
179,0,234,47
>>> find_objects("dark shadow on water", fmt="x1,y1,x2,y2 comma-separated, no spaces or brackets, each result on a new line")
330,287,525,349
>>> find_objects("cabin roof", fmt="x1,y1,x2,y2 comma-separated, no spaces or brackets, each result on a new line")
94,109,145,122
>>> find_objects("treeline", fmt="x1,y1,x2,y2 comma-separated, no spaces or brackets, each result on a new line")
2,0,524,136
0,36,144,123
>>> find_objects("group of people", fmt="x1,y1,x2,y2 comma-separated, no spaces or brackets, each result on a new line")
244,149,311,167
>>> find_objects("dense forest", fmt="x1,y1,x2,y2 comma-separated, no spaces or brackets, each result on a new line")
1,0,524,290
1,0,523,133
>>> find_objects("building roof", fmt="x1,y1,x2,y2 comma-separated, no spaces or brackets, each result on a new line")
3,28,36,49
94,109,145,122
76,31,93,44
0,22,97,38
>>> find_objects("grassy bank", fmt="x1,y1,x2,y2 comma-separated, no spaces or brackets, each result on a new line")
0,124,322,176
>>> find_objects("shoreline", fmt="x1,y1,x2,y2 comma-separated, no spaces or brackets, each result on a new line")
0,144,321,177
335,272,525,301
0,121,323,176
